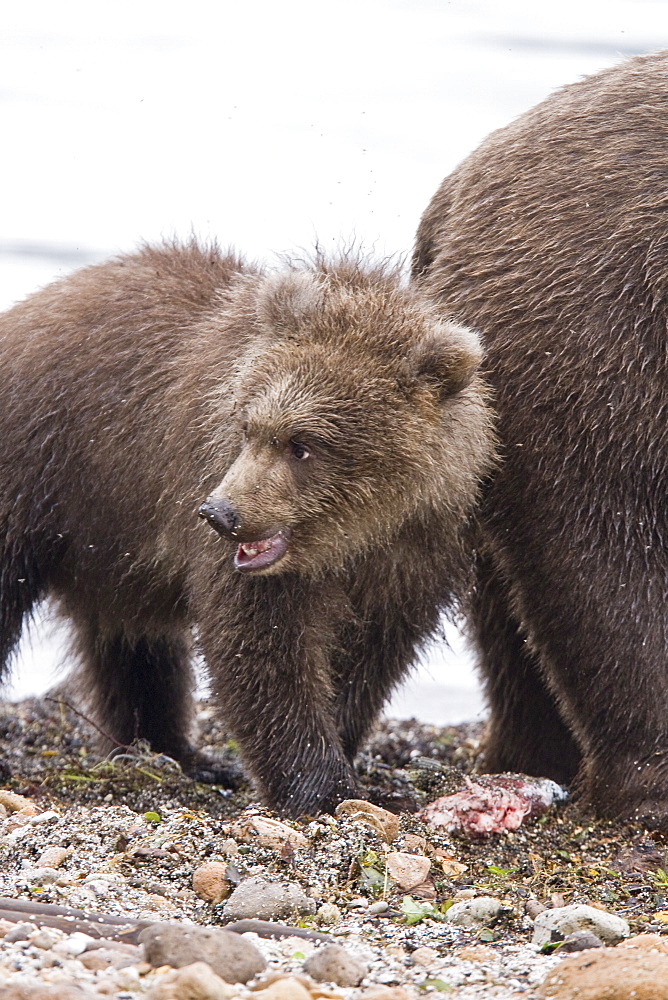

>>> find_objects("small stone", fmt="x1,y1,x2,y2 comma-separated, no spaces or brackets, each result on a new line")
537,946,668,998
252,978,312,1000
139,921,266,983
192,861,232,904
231,815,309,850
145,960,237,1000
559,930,605,952
29,809,60,825
37,846,69,868
453,888,477,901
621,934,668,954
4,921,37,942
360,989,413,1000
335,800,400,843
24,866,61,885
526,900,547,919
303,943,369,987
219,838,239,855
386,851,431,890
347,897,369,909
80,947,142,971
411,946,439,967
446,895,505,928
401,833,429,853
532,904,629,948
53,931,96,956
316,902,341,924
31,928,62,950
0,790,38,814
457,945,497,962
223,875,316,921
115,965,142,990
368,901,389,915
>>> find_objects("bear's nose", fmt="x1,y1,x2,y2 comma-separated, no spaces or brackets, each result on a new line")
198,497,240,538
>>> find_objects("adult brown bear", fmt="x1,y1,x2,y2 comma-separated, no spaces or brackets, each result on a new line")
414,51,668,829
0,243,494,817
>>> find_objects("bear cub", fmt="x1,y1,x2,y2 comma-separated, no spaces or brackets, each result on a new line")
0,242,494,816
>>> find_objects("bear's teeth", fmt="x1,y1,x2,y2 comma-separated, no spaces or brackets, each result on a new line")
241,538,272,557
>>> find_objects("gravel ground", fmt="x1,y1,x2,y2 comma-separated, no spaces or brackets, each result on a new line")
0,697,665,999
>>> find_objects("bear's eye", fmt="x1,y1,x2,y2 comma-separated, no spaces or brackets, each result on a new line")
290,441,310,461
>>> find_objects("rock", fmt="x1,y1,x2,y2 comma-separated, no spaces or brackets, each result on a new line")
53,932,96,957
139,921,266,983
368,901,389,915
315,902,341,924
24,865,61,885
445,895,505,928
335,799,400,843
145,960,238,1000
410,946,439,967
80,946,143,971
252,978,312,1000
457,945,497,962
537,945,668,998
386,851,431,890
559,930,605,952
37,846,69,868
0,790,38,814
231,815,309,850
222,875,316,921
360,989,414,1000
30,928,62,950
4,921,37,941
192,861,232,904
303,942,369,986
532,904,629,948
621,934,668,954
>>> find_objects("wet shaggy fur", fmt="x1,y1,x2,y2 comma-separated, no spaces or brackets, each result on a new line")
413,50,668,829
0,242,494,816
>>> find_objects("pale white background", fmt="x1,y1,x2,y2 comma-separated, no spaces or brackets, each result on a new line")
1,0,666,722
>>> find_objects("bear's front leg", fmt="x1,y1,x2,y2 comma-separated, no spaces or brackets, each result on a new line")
195,572,360,817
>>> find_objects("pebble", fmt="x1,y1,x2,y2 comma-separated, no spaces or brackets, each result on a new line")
79,947,142,971
316,902,342,924
335,799,401,843
37,847,69,868
52,933,96,957
558,930,605,952
23,866,61,885
445,895,505,928
145,960,238,1000
192,861,232,904
385,852,431,891
252,977,312,1000
368,901,389,915
230,815,309,850
222,875,316,921
532,904,630,948
410,946,439,967
538,944,668,998
303,942,369,986
4,921,37,942
139,920,266,983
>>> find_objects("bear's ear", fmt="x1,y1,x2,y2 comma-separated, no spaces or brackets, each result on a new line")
255,271,325,336
409,320,483,398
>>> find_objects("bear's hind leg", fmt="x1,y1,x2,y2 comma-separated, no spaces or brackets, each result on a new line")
471,553,582,787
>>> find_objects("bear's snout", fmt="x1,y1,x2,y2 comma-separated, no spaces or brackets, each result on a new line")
198,497,239,538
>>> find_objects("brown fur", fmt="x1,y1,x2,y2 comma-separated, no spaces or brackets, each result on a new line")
0,241,493,816
413,50,668,828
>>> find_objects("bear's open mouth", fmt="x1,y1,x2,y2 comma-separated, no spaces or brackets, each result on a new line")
234,530,290,573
